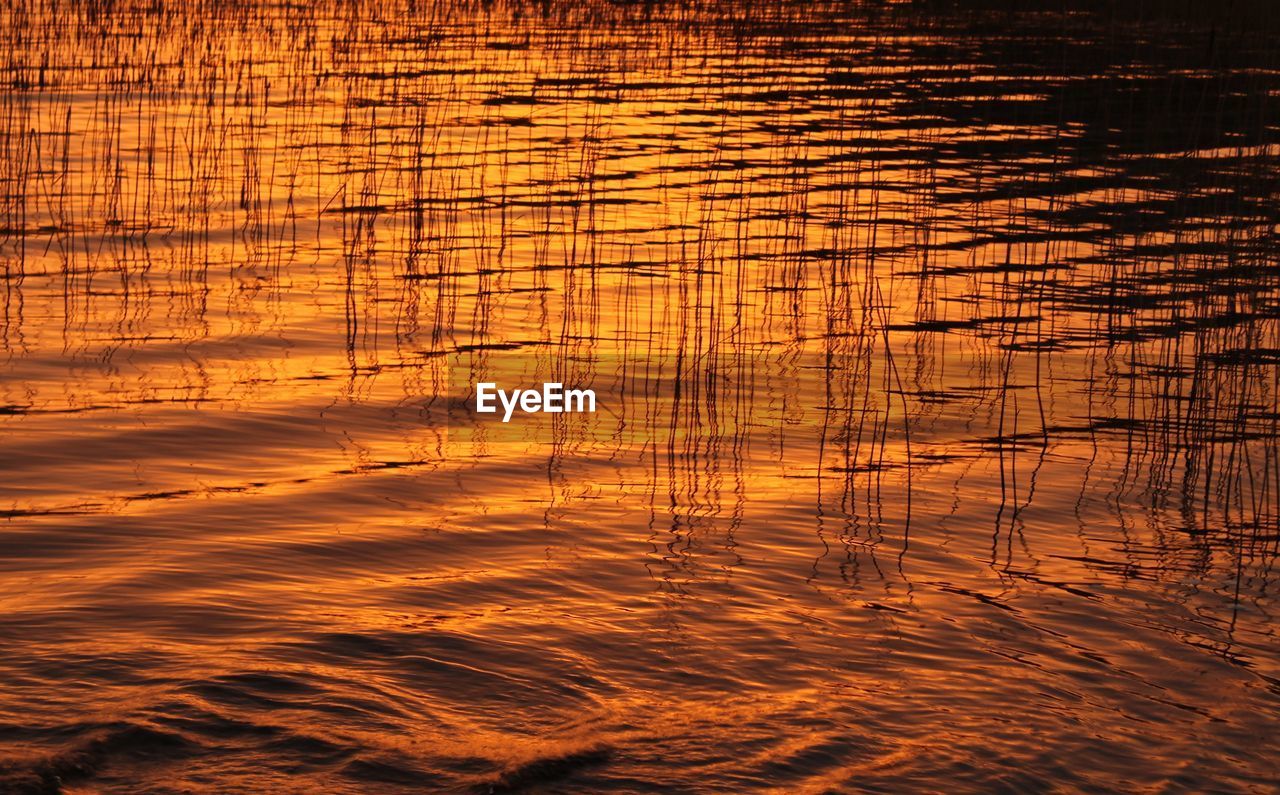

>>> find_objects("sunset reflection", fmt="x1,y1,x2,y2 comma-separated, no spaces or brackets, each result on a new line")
1,1,1278,791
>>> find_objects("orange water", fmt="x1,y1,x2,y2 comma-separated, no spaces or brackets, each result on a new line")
1,2,1278,791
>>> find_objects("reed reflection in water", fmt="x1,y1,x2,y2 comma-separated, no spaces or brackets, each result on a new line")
1,0,1278,791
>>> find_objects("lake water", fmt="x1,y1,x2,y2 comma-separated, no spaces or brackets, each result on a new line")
1,1,1278,791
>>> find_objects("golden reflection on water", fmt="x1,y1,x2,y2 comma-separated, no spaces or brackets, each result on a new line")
1,1,1278,791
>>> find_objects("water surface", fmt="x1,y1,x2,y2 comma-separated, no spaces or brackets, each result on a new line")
1,1,1278,791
